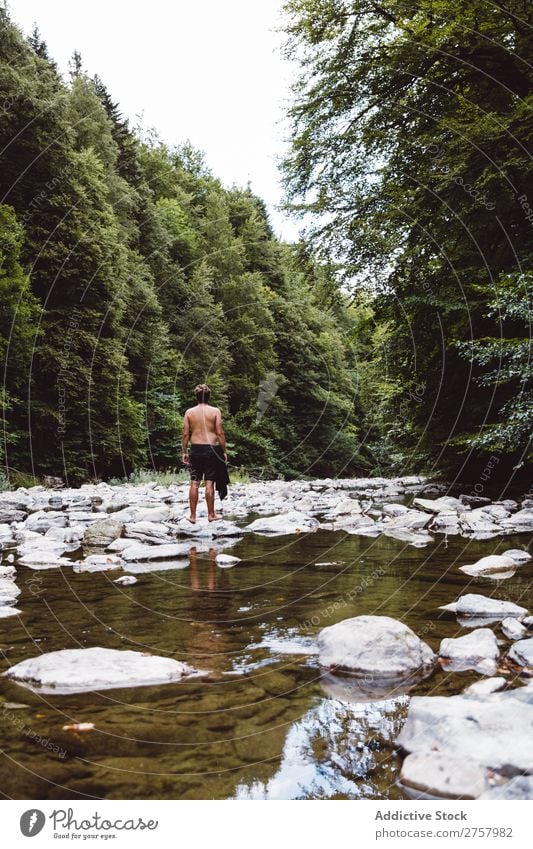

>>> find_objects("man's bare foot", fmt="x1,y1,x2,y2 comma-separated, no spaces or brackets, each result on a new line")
186,514,197,524
208,514,223,522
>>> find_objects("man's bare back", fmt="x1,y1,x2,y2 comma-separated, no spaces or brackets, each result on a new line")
183,404,222,445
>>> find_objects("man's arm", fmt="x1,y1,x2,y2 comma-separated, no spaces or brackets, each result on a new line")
215,408,227,461
182,411,191,463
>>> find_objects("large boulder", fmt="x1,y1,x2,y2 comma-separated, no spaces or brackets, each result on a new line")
317,615,435,680
396,686,533,779
439,628,499,674
83,517,124,547
5,647,205,694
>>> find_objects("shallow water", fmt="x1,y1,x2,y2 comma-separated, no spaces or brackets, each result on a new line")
0,507,531,800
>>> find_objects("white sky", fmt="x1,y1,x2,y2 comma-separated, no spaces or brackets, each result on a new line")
7,0,301,241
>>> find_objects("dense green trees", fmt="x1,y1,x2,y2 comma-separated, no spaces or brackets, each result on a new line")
0,7,364,484
2,3,529,487
282,0,532,483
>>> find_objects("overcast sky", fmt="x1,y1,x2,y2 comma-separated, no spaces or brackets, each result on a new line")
8,0,301,240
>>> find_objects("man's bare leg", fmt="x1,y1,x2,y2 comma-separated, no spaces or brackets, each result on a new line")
205,480,222,522
187,480,199,523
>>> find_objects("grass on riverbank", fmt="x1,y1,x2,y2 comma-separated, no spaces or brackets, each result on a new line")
107,466,252,486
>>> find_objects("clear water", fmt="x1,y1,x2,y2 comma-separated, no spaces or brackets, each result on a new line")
1,511,531,800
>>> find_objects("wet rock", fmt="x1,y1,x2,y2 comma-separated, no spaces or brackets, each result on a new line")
479,776,533,799
442,593,528,623
124,521,173,544
215,554,241,567
17,553,73,569
463,677,506,696
111,505,171,524
501,618,527,641
413,496,464,514
428,513,462,534
382,509,430,530
381,527,433,547
5,647,205,693
400,751,490,799
0,605,21,618
113,575,137,585
83,517,124,547
502,548,531,564
0,578,21,605
121,542,192,562
500,508,533,533
481,505,511,521
72,554,123,573
382,503,409,518
245,512,319,536
459,554,516,578
171,518,243,537
508,638,533,673
396,687,533,778
106,538,140,552
0,564,16,579
23,510,68,532
524,616,533,629
45,526,84,544
458,510,502,538
333,514,379,536
0,509,27,523
459,494,491,507
439,628,499,674
318,615,435,679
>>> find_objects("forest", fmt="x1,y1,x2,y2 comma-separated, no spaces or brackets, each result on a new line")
0,1,531,489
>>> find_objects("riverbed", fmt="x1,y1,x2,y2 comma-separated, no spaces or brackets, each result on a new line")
0,482,531,799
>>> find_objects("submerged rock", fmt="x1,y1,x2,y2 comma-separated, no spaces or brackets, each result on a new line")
5,647,205,693
439,628,499,674
318,615,435,680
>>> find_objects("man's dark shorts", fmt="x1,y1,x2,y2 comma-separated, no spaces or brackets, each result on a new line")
189,444,223,482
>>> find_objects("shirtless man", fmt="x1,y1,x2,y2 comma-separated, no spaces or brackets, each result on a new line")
181,383,227,523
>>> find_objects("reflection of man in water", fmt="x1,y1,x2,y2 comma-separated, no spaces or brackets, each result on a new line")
186,546,235,674
182,383,228,523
